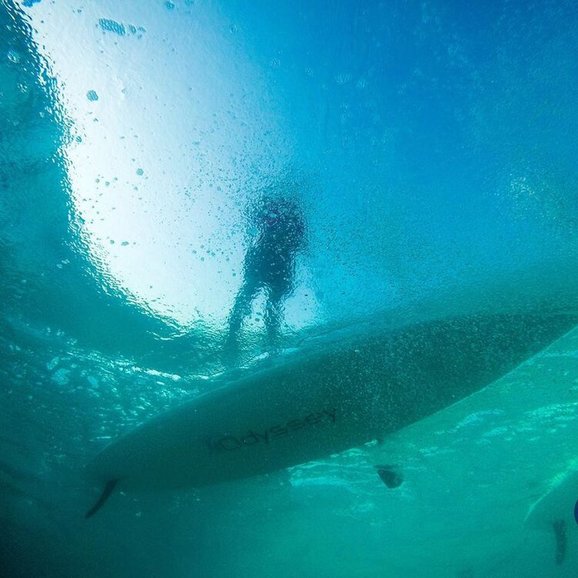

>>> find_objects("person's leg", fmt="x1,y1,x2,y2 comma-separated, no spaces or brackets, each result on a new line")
264,282,290,348
225,277,260,353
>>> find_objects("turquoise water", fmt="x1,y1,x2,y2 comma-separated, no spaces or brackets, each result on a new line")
1,0,578,576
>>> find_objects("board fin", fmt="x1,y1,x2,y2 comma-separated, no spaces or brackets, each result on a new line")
375,465,403,489
85,479,119,519
552,519,567,565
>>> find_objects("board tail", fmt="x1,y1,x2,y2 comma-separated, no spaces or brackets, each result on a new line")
85,479,119,519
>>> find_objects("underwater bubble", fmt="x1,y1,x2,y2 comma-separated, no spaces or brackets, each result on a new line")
335,72,352,85
87,376,99,388
7,49,21,64
98,18,126,36
86,90,99,101
51,368,71,386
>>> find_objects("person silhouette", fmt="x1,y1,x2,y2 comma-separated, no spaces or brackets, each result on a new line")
226,194,306,356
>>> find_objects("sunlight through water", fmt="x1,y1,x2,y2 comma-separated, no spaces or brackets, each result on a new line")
29,1,318,329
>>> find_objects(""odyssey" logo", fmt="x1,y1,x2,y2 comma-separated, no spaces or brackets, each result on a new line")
206,409,337,452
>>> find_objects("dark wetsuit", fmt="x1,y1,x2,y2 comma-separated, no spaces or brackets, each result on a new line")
227,197,306,351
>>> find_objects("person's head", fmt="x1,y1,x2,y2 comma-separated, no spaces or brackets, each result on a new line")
262,197,283,226
265,194,301,215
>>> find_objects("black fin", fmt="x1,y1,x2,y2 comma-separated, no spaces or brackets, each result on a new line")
85,479,119,519
552,519,567,565
375,465,403,489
